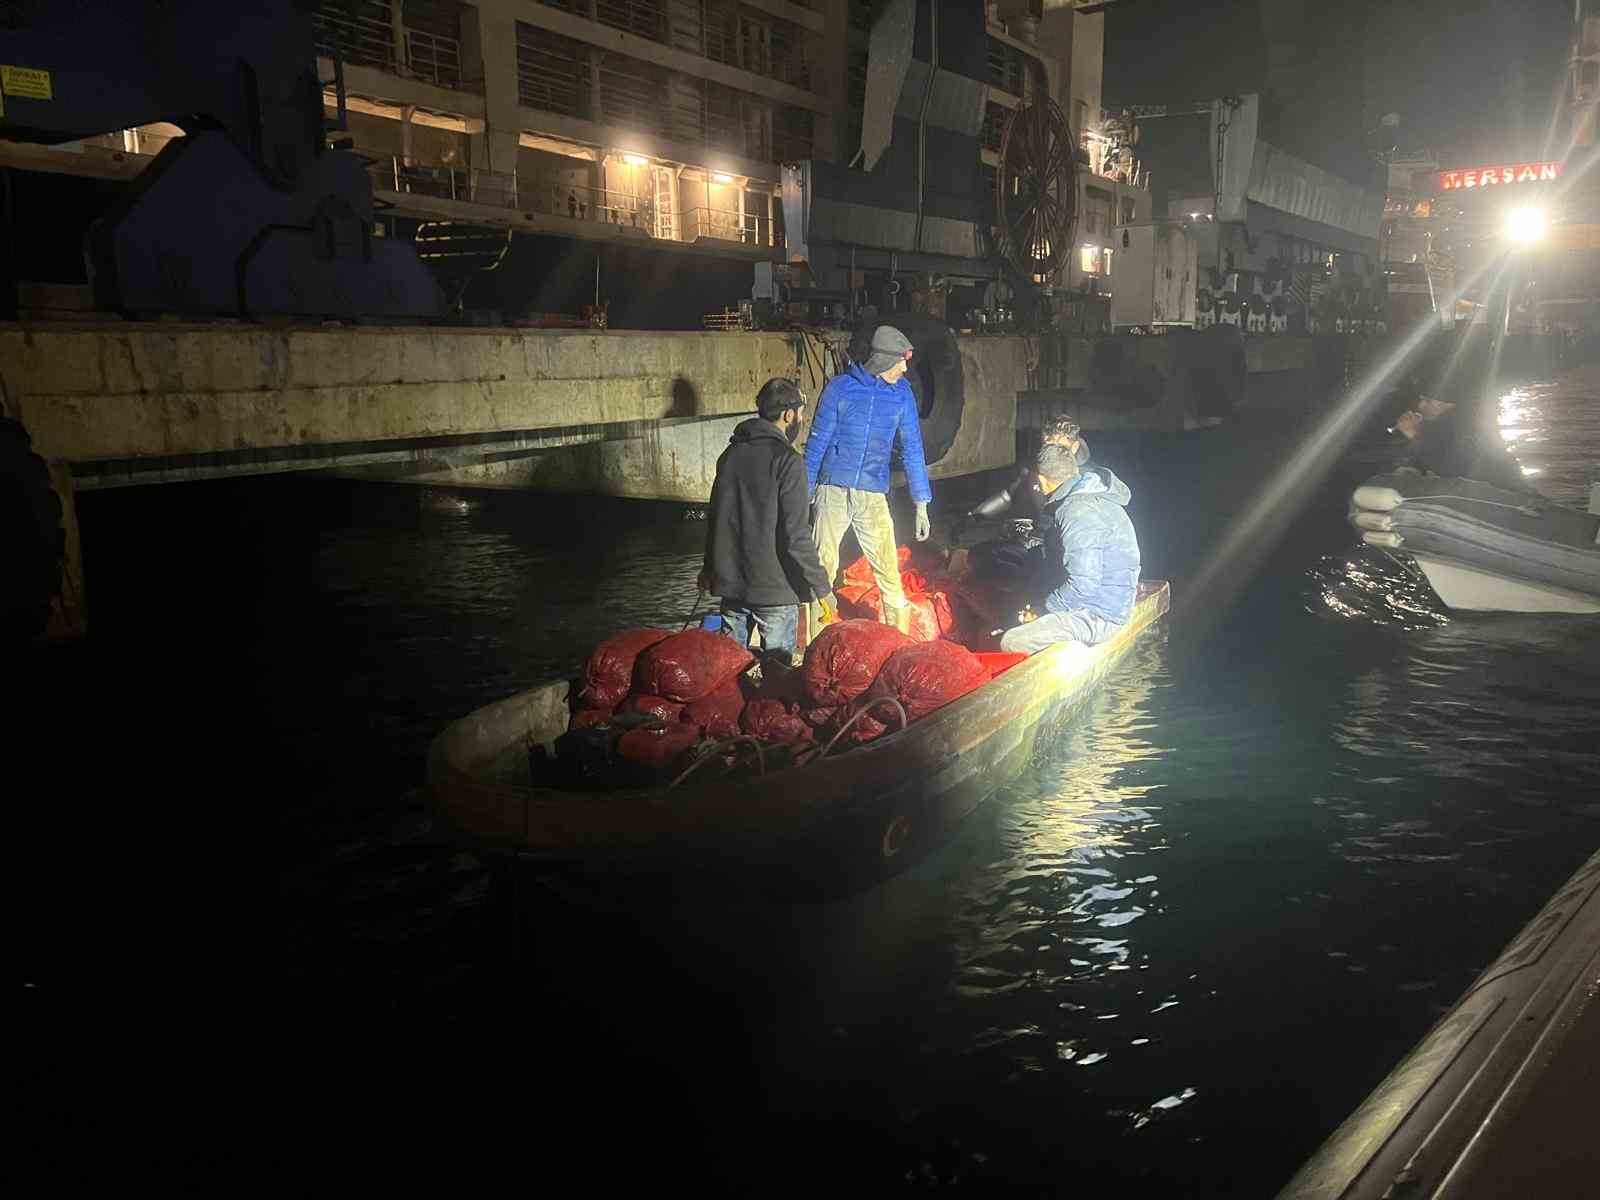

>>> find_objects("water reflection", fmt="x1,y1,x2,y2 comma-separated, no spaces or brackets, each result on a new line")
1494,368,1599,505
1335,615,1600,799
1307,546,1449,628
1496,383,1539,450
927,639,1185,1091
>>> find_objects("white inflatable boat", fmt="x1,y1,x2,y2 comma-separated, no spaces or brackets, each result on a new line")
1349,471,1600,614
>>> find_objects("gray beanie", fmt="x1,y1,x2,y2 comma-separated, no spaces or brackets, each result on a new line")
863,325,914,376
1036,442,1082,488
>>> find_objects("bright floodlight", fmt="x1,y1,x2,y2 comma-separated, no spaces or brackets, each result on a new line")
1504,206,1547,244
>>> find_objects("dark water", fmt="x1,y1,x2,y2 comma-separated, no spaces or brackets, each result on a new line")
24,370,1600,1191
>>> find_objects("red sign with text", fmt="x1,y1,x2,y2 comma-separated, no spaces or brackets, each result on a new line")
1438,161,1562,191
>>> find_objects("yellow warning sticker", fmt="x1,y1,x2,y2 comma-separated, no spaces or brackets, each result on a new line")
2,65,54,100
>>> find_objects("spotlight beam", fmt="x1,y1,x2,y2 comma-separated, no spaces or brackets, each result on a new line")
1179,252,1506,648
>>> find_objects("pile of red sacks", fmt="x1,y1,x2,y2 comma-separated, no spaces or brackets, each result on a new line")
833,545,983,645
568,626,810,771
795,619,997,745
568,577,1032,770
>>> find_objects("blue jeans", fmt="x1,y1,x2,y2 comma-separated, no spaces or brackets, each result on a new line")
719,600,798,658
999,608,1121,654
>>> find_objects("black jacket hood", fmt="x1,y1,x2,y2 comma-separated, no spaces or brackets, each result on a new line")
731,417,789,445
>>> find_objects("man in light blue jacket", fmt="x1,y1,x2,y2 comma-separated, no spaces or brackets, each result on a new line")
804,325,933,635
1000,443,1141,654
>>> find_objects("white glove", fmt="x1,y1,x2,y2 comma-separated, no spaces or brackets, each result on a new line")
914,501,931,542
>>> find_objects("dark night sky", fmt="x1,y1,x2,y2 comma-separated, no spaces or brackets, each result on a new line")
1104,0,1574,173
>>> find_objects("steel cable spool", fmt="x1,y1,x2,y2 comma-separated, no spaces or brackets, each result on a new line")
994,97,1079,284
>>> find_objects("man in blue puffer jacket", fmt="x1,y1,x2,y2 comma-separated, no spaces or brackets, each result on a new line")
804,325,933,635
1000,443,1141,654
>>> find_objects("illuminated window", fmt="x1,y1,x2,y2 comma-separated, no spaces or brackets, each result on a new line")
1080,244,1102,275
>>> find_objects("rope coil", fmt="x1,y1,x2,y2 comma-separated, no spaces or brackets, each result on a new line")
810,696,910,765
667,734,766,791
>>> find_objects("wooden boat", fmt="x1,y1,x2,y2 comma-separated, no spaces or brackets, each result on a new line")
428,580,1170,895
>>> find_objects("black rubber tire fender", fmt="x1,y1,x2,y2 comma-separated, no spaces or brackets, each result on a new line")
1088,335,1132,392
1124,361,1167,410
1177,327,1246,418
0,416,65,643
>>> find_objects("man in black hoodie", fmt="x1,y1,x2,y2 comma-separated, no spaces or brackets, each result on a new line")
700,378,836,658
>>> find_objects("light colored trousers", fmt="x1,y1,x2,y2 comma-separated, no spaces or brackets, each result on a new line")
812,484,907,617
999,608,1121,654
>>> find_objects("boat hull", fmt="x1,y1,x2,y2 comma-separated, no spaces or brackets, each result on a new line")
428,582,1171,893
1411,553,1600,614
1277,848,1600,1199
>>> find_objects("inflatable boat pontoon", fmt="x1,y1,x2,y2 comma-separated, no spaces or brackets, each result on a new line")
1350,471,1600,614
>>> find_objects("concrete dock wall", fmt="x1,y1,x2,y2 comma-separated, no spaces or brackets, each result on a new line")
372,333,1030,499
0,324,802,462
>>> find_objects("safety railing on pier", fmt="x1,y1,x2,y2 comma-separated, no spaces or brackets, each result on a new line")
536,181,681,240
369,158,518,210
368,156,778,250
682,206,775,247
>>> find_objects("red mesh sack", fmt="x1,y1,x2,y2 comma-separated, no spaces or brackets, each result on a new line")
835,578,878,612
579,628,671,710
841,704,891,745
617,723,703,773
836,589,970,645
633,630,754,703
800,619,914,708
802,704,841,733
841,544,914,587
619,693,685,724
837,585,884,622
973,651,1028,679
681,678,744,739
568,707,615,731
904,592,956,643
740,698,810,743
838,558,929,613
863,640,988,726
